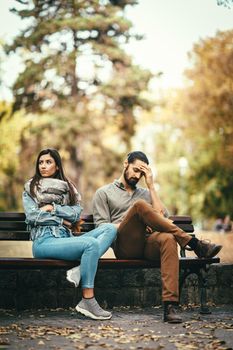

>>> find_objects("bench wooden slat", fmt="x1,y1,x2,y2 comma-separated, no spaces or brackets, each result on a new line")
169,216,192,224
0,221,27,230
0,257,220,270
0,212,26,220
0,213,192,223
0,212,194,238
175,223,194,232
0,231,30,240
0,212,94,222
80,223,95,231
0,221,194,232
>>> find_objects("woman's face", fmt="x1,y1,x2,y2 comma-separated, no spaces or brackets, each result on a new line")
38,153,58,177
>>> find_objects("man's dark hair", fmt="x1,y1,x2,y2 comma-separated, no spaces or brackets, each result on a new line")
127,151,149,165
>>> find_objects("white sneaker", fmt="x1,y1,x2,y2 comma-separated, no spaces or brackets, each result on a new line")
76,297,112,320
66,266,81,287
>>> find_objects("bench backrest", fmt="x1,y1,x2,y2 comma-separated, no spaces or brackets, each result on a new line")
0,213,95,240
0,212,194,241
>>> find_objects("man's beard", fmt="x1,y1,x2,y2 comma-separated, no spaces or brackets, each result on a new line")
124,166,139,189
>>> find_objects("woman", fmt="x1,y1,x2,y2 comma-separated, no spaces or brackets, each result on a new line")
22,148,117,320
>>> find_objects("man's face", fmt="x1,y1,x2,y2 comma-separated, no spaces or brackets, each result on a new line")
124,159,146,188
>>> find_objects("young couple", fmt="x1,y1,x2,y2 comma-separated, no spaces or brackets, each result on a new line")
23,149,222,323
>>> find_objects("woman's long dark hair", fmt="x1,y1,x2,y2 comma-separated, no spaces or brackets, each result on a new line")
30,148,77,205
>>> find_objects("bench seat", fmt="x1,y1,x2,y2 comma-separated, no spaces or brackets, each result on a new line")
0,256,220,270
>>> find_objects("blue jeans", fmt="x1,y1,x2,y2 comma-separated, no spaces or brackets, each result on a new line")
32,224,117,288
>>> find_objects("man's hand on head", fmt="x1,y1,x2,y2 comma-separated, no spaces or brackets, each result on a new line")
138,164,154,189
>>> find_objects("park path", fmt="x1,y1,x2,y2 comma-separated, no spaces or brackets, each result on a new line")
0,305,232,350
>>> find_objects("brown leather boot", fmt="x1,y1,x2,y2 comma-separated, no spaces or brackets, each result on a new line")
164,302,182,323
194,240,222,258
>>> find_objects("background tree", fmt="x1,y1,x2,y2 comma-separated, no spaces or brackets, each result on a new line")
133,29,233,225
4,0,153,209
0,103,32,210
131,92,191,217
217,0,233,8
176,29,233,221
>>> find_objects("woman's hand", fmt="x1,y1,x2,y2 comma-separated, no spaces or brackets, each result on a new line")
146,226,153,234
63,219,72,228
40,204,54,212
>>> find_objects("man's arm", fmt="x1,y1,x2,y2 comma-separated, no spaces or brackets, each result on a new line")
139,164,168,216
92,189,111,227
148,185,167,216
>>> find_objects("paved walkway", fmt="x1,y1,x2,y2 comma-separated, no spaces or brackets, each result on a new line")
0,305,232,350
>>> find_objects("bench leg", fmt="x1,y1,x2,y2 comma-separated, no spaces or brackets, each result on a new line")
72,285,79,307
180,265,211,314
198,266,211,314
179,268,190,300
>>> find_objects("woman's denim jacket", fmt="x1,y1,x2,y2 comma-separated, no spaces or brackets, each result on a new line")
22,191,83,241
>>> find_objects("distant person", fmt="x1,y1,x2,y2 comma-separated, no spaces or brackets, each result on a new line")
223,215,232,233
92,151,222,323
213,218,224,232
214,215,232,233
22,148,117,320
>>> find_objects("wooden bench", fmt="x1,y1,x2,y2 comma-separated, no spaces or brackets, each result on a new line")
0,212,220,313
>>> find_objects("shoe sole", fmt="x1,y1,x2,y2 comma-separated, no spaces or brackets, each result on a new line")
66,271,80,288
75,305,112,320
164,319,183,324
207,245,222,258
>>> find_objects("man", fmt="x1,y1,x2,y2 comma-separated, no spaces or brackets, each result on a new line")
92,151,222,323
